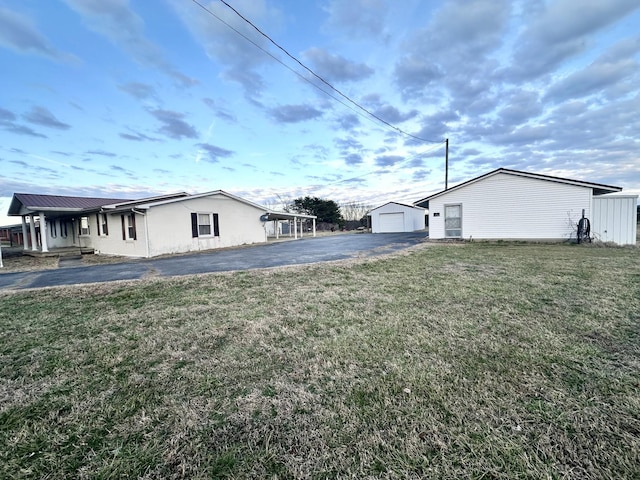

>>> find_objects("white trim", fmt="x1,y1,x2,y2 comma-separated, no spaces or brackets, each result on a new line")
415,168,622,206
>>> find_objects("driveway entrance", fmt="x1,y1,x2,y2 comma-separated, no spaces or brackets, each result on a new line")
0,232,427,290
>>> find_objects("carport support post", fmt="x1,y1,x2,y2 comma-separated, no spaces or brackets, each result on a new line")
294,219,298,239
312,218,316,237
21,216,30,251
29,214,38,251
39,212,49,252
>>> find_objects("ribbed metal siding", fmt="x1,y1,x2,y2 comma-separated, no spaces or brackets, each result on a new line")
592,196,637,245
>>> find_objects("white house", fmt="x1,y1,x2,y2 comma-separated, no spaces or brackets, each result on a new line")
8,191,317,258
414,168,637,245
369,202,427,233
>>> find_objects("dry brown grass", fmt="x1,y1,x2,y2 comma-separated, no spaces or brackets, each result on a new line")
1,241,639,479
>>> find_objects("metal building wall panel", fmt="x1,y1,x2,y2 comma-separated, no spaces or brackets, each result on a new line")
592,196,637,245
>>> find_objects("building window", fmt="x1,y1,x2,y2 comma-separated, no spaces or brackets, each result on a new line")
79,216,90,236
61,221,68,238
50,219,57,238
191,213,219,238
121,213,137,240
97,213,109,236
198,214,211,235
444,204,462,238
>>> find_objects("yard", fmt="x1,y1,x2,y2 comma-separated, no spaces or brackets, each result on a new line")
1,241,639,479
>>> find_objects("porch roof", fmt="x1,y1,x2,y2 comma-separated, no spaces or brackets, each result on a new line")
8,193,132,216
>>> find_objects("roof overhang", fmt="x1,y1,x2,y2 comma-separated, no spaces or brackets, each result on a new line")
262,211,317,221
414,168,623,207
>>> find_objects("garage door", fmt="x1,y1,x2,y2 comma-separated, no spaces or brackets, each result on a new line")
378,212,405,232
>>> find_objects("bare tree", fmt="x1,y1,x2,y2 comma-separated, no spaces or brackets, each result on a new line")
340,201,371,222
262,194,294,212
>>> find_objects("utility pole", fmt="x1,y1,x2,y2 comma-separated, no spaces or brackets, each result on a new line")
445,138,449,190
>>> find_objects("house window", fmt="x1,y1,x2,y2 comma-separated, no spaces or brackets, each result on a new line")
50,219,57,238
79,216,90,236
198,214,211,235
444,204,462,238
121,213,137,240
97,213,109,236
191,213,219,238
61,221,68,238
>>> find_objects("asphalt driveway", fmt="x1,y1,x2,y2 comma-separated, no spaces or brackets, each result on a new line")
0,232,427,290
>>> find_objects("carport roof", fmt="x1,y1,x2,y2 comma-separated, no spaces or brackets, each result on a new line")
262,211,317,221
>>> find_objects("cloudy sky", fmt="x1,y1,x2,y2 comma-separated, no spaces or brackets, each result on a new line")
1,0,639,225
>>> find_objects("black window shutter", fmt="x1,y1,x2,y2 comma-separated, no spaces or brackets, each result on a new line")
191,213,199,238
104,215,108,235
121,215,126,240
131,214,137,240
96,214,100,235
213,213,219,237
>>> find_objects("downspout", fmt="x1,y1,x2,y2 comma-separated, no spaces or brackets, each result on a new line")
132,209,150,258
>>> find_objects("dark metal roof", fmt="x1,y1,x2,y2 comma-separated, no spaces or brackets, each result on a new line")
8,193,132,215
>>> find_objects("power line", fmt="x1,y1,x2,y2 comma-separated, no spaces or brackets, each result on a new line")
190,0,444,143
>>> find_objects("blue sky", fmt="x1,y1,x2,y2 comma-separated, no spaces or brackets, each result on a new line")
1,0,639,225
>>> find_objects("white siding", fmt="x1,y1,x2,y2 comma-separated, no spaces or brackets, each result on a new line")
592,195,637,245
370,203,426,233
428,172,592,240
145,194,266,257
91,212,148,257
43,217,76,249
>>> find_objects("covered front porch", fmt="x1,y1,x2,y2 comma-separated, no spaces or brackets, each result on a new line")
16,213,81,254
8,193,131,256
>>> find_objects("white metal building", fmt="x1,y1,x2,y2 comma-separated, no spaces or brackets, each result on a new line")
414,168,636,245
591,195,638,245
369,202,427,233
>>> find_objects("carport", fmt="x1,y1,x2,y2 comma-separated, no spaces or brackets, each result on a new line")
263,211,317,239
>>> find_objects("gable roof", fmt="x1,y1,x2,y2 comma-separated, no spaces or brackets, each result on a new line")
413,168,623,207
8,193,132,216
369,201,427,214
101,190,268,213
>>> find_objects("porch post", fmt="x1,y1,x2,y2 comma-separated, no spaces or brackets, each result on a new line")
21,216,30,250
294,219,298,239
39,212,49,252
274,220,279,239
29,214,38,251
312,218,316,237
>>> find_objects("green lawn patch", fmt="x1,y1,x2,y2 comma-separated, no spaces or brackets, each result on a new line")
1,242,639,478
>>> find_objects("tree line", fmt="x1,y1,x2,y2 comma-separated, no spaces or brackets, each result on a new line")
276,196,372,230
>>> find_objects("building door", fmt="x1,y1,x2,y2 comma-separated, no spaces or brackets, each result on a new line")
444,204,462,238
378,212,405,232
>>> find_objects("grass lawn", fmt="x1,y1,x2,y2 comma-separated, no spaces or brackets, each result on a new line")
1,242,638,479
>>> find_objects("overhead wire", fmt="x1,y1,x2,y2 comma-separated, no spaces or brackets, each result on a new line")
189,0,444,143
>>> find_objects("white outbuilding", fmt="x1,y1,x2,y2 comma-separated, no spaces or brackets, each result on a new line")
369,202,427,233
414,168,637,245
